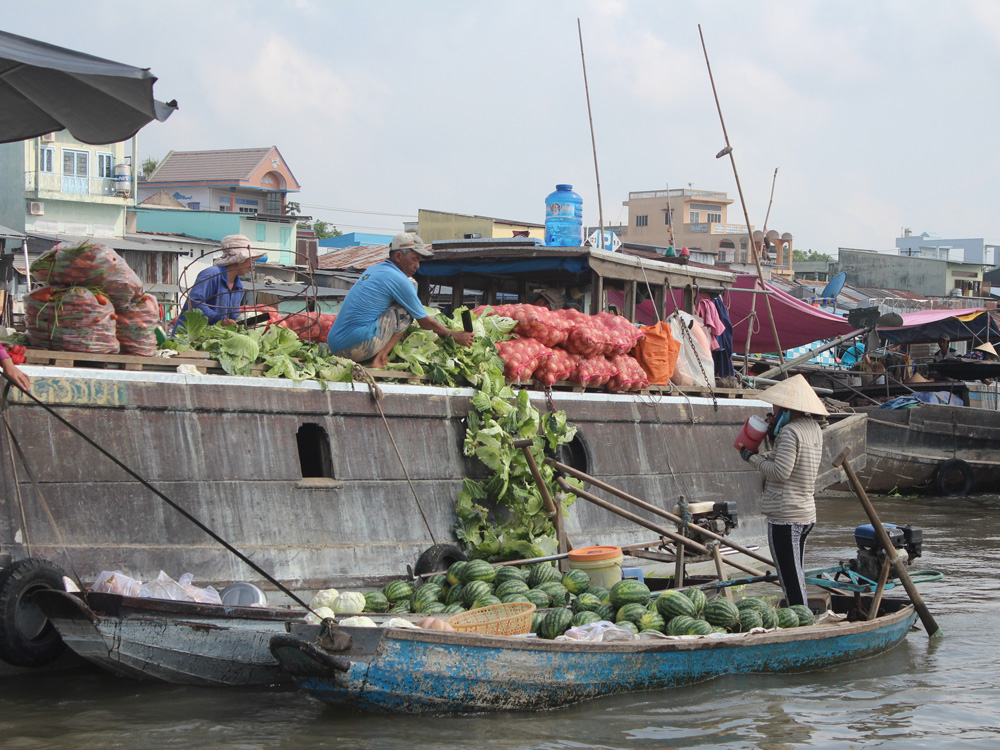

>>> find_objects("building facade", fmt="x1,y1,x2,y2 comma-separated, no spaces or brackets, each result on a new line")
838,248,986,298
417,209,543,244
621,188,794,276
896,230,999,266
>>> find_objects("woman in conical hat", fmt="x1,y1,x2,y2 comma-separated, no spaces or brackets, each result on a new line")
737,374,827,607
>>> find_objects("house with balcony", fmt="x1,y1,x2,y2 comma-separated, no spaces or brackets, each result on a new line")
135,146,301,266
621,188,794,277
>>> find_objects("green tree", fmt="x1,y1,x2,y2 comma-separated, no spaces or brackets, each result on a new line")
140,156,159,179
311,220,341,240
793,249,834,263
285,201,301,216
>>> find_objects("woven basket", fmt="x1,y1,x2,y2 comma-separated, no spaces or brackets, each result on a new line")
447,602,535,636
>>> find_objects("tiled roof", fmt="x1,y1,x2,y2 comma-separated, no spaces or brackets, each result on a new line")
147,147,273,183
316,245,390,271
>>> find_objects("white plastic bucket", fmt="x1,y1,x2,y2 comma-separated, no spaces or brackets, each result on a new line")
568,546,624,589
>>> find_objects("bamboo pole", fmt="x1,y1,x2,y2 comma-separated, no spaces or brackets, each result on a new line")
513,439,570,570
557,476,767,579
698,24,785,365
546,457,775,568
833,447,943,637
577,19,605,249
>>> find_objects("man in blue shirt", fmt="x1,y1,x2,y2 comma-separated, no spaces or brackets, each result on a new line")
327,232,474,367
174,234,263,331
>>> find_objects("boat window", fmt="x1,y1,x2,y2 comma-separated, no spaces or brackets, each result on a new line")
296,423,333,479
557,428,591,475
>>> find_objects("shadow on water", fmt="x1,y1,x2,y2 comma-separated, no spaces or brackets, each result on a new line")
1,493,999,749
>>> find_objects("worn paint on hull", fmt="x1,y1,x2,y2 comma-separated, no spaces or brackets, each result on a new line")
277,604,917,713
0,366,780,589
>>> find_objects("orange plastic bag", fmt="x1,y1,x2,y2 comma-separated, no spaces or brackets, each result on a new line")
633,320,680,385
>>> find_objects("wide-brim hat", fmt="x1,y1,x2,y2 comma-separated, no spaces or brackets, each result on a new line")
756,374,829,416
214,234,266,266
975,342,997,356
390,232,433,258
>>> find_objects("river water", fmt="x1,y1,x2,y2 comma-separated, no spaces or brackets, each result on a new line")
1,492,997,749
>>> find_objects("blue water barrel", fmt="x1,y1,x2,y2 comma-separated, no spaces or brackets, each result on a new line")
544,184,583,247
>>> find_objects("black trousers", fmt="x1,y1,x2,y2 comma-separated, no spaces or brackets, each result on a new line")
767,520,814,607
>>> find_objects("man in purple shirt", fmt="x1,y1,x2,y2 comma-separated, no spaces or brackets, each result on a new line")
174,235,263,332
327,232,473,368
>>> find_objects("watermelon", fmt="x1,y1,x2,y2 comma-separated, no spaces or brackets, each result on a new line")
610,579,650,609
682,587,708,616
446,561,467,587
666,615,695,635
388,600,412,614
776,607,800,629
710,625,727,634
571,610,602,628
638,611,666,633
616,603,649,625
363,591,390,613
530,611,545,634
639,629,664,637
426,574,448,587
595,604,615,621
462,559,497,584
410,583,443,610
493,566,527,586
588,587,611,606
561,569,591,595
738,609,764,632
686,619,713,636
539,582,570,605
383,580,414,603
790,604,815,626
445,584,465,606
538,608,573,640
525,589,552,608
656,590,697,620
418,601,446,614
500,593,531,605
442,603,465,615
704,598,740,630
527,563,562,588
473,595,502,609
573,592,602,613
736,597,769,615
462,580,492,607
494,580,530,599
615,620,639,635
760,607,778,629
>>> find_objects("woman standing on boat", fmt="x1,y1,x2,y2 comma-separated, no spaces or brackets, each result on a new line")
738,375,828,607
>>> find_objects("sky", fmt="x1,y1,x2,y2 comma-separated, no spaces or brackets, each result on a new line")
6,0,1000,254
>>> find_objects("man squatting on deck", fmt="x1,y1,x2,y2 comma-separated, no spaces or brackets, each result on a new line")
327,232,474,368
737,375,828,607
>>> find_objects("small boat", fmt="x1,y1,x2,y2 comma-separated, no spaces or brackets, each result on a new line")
269,595,918,714
34,589,306,686
857,401,1000,495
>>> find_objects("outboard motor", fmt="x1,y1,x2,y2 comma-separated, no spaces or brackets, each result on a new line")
850,523,923,580
673,501,739,537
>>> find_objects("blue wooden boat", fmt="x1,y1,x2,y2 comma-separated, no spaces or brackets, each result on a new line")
270,595,917,713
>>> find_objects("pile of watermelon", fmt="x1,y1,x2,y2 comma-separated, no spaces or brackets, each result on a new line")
475,304,649,392
366,560,594,619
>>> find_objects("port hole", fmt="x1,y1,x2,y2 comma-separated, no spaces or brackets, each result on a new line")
557,428,591,475
297,423,333,478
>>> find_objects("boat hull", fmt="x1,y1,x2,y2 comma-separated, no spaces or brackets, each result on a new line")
273,601,917,713
35,590,298,686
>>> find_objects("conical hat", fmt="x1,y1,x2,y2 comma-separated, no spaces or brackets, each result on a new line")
975,342,997,356
756,374,829,416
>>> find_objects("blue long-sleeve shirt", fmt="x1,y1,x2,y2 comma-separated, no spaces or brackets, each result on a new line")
174,266,245,331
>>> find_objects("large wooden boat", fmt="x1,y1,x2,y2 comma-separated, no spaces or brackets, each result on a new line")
270,595,917,714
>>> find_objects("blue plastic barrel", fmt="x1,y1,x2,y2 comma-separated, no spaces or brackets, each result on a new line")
544,184,583,247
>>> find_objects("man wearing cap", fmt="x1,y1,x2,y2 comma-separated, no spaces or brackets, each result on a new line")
174,234,264,332
737,374,827,608
327,232,474,368
934,335,957,362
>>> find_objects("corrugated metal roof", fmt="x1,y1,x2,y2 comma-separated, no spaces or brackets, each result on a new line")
317,245,389,272
147,147,273,183
0,223,26,239
27,233,188,254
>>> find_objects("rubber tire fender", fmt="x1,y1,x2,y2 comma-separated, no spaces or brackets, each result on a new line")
934,458,974,497
0,557,68,668
413,544,467,577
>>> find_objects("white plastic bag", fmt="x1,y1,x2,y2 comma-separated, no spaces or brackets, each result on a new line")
177,572,223,605
557,620,637,642
92,570,142,598
140,570,189,601
669,313,715,388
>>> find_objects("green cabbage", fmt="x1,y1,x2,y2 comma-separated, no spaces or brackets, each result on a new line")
332,591,366,614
